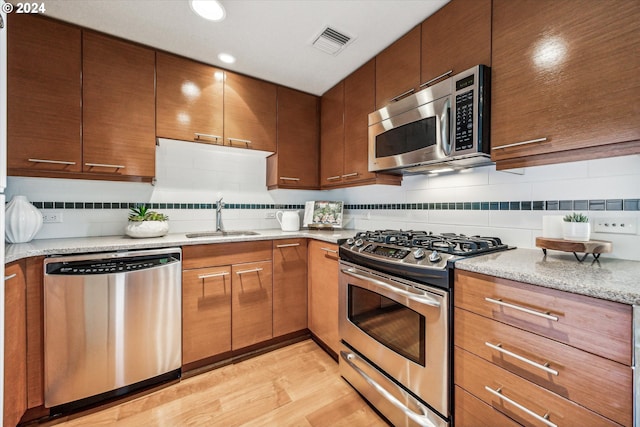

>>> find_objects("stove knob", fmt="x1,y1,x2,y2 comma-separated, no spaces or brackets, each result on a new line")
355,239,364,247
346,238,355,245
428,250,441,263
413,248,425,259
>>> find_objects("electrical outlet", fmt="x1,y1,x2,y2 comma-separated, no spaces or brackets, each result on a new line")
42,211,63,223
593,217,636,234
265,212,276,219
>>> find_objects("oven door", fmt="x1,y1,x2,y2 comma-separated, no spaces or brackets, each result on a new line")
338,261,449,419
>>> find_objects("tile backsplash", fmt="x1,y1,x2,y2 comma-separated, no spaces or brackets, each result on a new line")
6,139,639,260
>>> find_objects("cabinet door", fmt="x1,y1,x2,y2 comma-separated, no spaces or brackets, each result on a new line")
82,31,156,178
268,87,319,189
307,241,339,355
7,14,82,172
273,239,308,337
420,0,491,85
320,81,344,187
375,25,421,109
343,59,377,183
224,72,277,152
4,262,27,427
491,0,640,166
182,266,232,365
156,52,224,144
232,261,273,349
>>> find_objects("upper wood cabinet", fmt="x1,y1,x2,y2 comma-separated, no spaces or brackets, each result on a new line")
82,31,156,178
267,87,319,190
156,52,225,144
7,14,82,173
375,25,421,109
320,81,345,187
490,0,640,169
224,72,277,152
420,0,492,85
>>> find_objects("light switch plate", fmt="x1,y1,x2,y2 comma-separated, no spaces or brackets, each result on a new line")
593,217,636,234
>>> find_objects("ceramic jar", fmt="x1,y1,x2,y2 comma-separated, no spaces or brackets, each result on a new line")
562,221,591,242
5,195,44,243
125,220,169,238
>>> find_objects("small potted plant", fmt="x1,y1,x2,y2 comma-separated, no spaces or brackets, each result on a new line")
562,212,590,241
125,205,170,238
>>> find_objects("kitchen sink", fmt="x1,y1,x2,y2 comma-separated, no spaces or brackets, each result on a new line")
185,231,260,238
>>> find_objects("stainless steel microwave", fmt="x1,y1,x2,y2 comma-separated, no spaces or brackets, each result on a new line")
368,65,491,174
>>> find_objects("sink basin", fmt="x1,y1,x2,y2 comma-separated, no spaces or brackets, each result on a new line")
185,230,260,238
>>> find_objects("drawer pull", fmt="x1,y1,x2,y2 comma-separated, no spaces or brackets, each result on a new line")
235,267,263,275
484,386,557,427
321,247,338,254
326,176,341,181
29,158,77,165
419,69,453,88
85,162,125,169
485,297,559,321
390,88,415,103
341,172,359,178
198,272,230,280
4,274,17,281
279,177,301,181
276,243,300,248
485,342,559,376
491,137,548,150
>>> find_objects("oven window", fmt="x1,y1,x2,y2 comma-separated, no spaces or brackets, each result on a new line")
348,285,425,366
375,116,437,158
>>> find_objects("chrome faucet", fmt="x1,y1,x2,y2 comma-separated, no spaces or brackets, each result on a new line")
215,197,224,232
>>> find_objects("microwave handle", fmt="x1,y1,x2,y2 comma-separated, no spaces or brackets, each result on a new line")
440,97,452,156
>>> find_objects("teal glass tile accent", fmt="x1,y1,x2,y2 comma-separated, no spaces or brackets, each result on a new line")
606,199,623,211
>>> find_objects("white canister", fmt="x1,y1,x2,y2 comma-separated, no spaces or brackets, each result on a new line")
276,211,300,231
542,215,564,239
5,195,44,243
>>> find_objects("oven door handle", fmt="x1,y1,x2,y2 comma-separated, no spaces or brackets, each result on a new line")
340,350,440,427
341,268,441,307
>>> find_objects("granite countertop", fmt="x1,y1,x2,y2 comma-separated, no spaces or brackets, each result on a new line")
5,228,356,264
455,248,640,305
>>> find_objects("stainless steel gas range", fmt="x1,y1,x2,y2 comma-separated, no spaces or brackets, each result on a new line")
338,230,510,427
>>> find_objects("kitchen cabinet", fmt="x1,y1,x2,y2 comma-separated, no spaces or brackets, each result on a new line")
320,62,402,189
82,31,156,179
490,0,640,169
375,25,421,109
224,72,277,152
420,0,491,85
4,261,27,427
7,14,82,174
454,270,632,426
272,239,308,337
267,88,319,190
232,260,273,349
307,240,340,356
156,52,225,144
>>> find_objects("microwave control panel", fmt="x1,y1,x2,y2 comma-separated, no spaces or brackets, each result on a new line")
454,90,474,151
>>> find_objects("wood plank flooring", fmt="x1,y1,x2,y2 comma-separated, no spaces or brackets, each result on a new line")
45,340,388,427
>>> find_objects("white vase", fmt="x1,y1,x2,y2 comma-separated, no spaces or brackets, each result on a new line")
562,222,591,242
125,221,169,238
5,195,44,243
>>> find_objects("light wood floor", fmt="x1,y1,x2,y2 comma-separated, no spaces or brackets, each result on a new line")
46,340,388,427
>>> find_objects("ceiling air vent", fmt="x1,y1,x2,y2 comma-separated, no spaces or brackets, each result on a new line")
312,26,354,55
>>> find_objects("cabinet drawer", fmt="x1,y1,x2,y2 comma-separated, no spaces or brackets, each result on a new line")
455,348,619,427
183,241,272,269
454,270,631,365
455,386,520,427
455,308,632,426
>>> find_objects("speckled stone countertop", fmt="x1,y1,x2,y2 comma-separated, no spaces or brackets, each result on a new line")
5,229,356,264
455,248,640,305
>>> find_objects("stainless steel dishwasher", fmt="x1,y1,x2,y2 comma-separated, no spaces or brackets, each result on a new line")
43,247,182,411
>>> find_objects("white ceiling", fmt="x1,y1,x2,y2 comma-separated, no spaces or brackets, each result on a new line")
42,0,449,95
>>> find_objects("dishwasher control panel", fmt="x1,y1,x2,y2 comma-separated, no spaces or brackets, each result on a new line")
46,254,179,275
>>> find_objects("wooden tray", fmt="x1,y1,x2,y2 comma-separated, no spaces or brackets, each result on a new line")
535,237,612,263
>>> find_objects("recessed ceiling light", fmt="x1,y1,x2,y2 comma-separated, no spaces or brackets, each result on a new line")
218,53,236,64
190,0,226,22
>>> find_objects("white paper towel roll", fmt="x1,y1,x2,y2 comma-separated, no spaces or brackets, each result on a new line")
542,215,564,238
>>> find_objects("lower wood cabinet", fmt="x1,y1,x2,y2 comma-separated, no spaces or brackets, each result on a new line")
273,239,308,337
232,261,273,350
307,240,340,355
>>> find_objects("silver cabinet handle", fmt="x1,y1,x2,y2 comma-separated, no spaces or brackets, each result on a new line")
419,69,453,88
326,176,341,181
390,88,415,103
194,133,222,143
276,243,300,248
340,351,439,427
341,172,358,178
491,137,548,150
4,274,17,281
198,272,230,280
485,342,559,376
227,137,252,145
485,297,559,321
279,177,301,181
484,386,557,427
342,268,441,308
29,158,76,165
85,163,125,169
235,267,263,275
321,247,338,254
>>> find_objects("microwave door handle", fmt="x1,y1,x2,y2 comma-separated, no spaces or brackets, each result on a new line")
440,97,452,156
